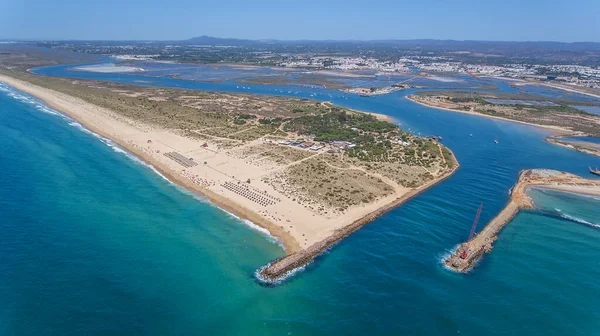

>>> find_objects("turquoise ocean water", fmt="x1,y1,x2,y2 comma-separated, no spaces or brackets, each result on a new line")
0,65,600,335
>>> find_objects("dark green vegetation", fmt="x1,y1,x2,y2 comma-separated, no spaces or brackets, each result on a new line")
0,58,454,178
284,109,396,141
283,108,448,167
441,147,457,169
448,97,489,105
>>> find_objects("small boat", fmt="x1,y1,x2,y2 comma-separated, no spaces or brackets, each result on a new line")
494,140,499,144
590,167,600,176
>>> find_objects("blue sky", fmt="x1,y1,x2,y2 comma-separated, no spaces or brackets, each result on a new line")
1,0,599,41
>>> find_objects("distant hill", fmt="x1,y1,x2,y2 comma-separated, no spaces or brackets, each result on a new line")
185,36,600,51
186,35,260,46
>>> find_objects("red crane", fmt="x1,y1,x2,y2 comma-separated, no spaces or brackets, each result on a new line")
460,203,483,259
468,203,483,241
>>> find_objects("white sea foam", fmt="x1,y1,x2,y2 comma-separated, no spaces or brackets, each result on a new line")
1,81,281,248
560,214,600,229
254,261,311,286
0,83,60,116
439,244,460,272
439,243,480,274
0,82,192,191
555,208,600,229
255,240,341,285
221,209,282,247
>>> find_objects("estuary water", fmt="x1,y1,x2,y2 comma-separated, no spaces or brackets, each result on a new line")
0,65,599,335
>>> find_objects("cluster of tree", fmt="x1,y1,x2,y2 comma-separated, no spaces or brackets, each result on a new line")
347,135,391,160
237,114,257,119
284,110,358,141
258,117,283,125
347,113,397,133
448,97,489,104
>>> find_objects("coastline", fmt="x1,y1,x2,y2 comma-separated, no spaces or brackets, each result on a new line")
546,137,600,158
0,73,453,273
405,95,573,135
0,74,303,252
533,184,600,197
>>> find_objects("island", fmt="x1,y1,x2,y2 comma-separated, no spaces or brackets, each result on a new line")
546,136,600,157
445,169,600,272
407,92,600,157
342,84,413,96
0,69,458,283
407,93,600,137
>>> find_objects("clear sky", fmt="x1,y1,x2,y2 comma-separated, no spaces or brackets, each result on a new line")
1,0,599,42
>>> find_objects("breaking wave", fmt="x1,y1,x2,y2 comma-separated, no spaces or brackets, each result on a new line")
439,244,478,274
254,261,312,286
0,81,281,248
439,244,460,272
0,83,60,116
222,210,282,248
555,208,600,229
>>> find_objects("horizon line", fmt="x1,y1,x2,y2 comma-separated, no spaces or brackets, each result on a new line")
1,36,600,44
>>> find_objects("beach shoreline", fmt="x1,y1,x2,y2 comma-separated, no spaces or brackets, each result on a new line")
0,74,303,252
0,73,453,269
405,95,573,135
532,184,600,197
545,136,600,158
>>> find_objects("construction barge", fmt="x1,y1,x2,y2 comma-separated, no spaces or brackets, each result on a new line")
445,169,600,273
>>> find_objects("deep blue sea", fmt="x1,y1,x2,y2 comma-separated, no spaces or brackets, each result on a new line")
1,64,600,335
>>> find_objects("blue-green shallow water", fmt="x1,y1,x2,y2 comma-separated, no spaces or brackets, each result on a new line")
1,62,600,335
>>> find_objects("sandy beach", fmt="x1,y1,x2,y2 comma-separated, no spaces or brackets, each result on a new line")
0,74,453,260
406,95,573,135
535,184,600,197
546,137,600,158
0,74,300,251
